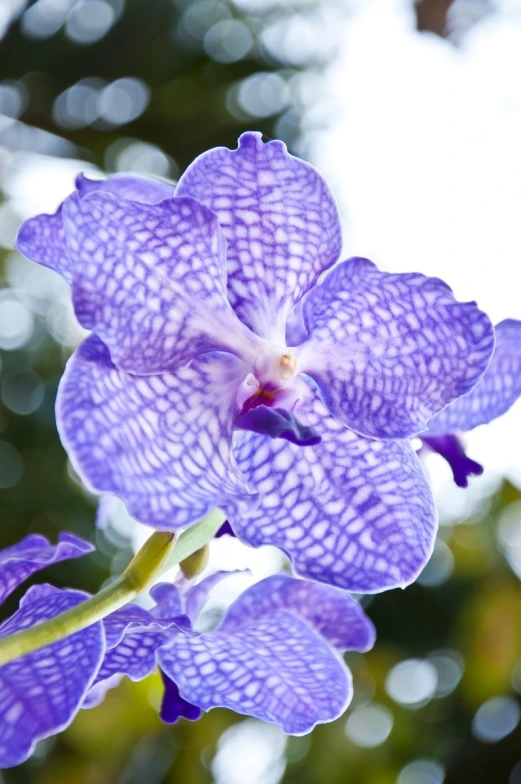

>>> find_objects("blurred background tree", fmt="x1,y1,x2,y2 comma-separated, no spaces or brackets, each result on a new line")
1,1,521,782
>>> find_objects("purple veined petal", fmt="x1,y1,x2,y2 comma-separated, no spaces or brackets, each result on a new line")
425,319,521,436
297,257,495,439
286,300,308,347
75,173,174,204
149,582,184,621
62,191,261,374
56,336,257,530
176,132,342,341
183,571,241,623
85,594,189,708
0,585,104,768
14,174,176,285
421,435,483,488
0,532,93,605
89,627,170,691
235,405,321,446
102,604,168,649
14,205,71,281
160,670,202,724
158,609,352,735
228,393,437,593
219,574,375,653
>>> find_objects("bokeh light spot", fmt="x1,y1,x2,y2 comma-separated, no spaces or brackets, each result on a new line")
97,78,150,126
472,696,521,743
397,759,445,784
385,659,437,707
1,371,45,416
212,719,286,784
204,19,253,63
0,297,34,350
428,650,464,698
65,0,115,44
345,703,393,748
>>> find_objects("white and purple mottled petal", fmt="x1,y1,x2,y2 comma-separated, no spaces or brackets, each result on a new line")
101,604,169,649
228,394,437,593
298,257,495,439
176,132,342,340
90,628,169,690
61,191,260,373
57,336,256,530
15,205,71,281
425,319,521,436
14,174,176,285
75,173,174,204
219,574,375,653
149,582,184,621
0,532,93,605
0,585,104,768
84,593,188,708
158,609,351,735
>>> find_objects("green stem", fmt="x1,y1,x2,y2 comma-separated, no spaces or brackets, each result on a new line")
0,508,225,667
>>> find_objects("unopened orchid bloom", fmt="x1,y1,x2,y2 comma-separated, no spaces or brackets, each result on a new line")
421,319,521,487
0,534,374,767
15,132,495,593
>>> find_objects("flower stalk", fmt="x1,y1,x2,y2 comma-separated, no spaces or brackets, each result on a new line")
0,508,225,666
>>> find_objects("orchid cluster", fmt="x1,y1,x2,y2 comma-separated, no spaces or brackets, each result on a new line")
1,132,520,767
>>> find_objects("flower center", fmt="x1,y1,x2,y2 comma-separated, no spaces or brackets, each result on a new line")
252,345,299,389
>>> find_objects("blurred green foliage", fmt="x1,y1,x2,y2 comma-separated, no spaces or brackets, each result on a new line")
1,2,521,783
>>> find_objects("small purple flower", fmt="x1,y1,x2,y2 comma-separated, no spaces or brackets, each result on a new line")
422,319,521,486
15,132,495,592
0,534,104,768
85,572,375,736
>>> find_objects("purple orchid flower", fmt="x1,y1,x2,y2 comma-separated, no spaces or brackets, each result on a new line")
421,319,521,487
83,571,375,736
0,533,104,768
15,132,495,593
0,533,375,766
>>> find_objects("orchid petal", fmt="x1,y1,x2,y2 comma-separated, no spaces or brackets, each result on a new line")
228,394,437,593
158,610,351,735
14,206,70,281
298,257,495,439
176,132,342,340
220,574,375,653
56,336,256,530
0,532,93,605
61,191,260,373
75,172,174,204
0,585,104,768
425,318,521,435
14,173,176,285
